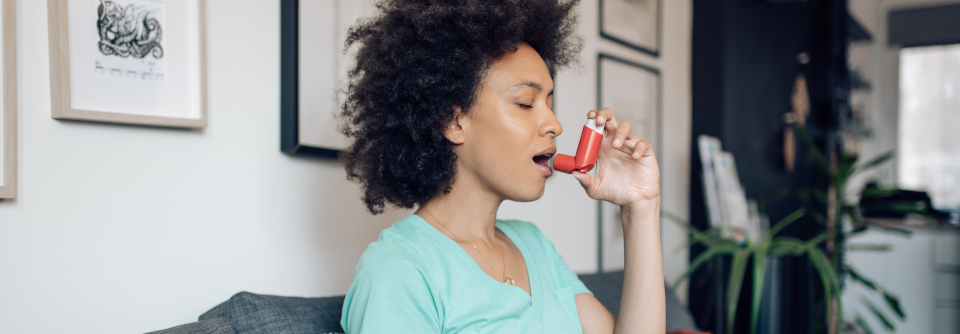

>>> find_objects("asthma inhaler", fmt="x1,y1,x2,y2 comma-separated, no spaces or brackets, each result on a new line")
553,118,604,174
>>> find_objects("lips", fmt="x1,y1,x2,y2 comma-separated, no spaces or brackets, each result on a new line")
533,147,556,177
533,154,552,168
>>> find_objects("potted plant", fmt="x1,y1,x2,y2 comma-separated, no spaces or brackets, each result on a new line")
670,126,934,334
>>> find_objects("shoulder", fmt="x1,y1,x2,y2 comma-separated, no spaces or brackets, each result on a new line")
355,218,432,276
342,218,444,333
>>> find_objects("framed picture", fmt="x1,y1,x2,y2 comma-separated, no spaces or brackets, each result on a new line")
596,54,660,272
600,0,660,57
282,0,375,157
47,0,207,128
0,0,15,199
280,0,341,157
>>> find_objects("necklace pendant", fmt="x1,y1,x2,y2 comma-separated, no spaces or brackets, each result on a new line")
503,275,516,286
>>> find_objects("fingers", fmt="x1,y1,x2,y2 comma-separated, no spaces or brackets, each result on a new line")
599,108,618,133
572,170,597,196
612,121,634,149
586,109,654,160
631,138,654,160
587,108,618,132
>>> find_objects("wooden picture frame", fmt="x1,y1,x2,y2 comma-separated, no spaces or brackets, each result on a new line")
0,0,16,198
47,0,207,128
600,0,661,57
596,54,661,272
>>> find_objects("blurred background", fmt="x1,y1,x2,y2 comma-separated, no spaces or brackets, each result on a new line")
0,0,956,333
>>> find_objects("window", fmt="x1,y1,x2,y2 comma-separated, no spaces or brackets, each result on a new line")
898,44,960,210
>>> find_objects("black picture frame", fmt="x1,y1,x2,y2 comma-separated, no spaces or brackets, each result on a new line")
595,53,662,272
599,0,662,57
280,0,340,159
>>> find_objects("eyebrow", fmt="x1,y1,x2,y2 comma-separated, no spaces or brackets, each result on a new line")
510,80,553,95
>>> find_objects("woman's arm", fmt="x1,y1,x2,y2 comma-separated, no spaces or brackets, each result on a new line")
573,108,665,334
615,198,665,333
575,199,665,334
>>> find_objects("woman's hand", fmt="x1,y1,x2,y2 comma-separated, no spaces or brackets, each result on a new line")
571,108,661,207
574,108,666,334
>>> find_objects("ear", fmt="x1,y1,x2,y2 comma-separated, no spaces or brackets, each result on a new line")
443,107,467,145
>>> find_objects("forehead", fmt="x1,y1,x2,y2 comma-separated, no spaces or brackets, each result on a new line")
485,43,553,93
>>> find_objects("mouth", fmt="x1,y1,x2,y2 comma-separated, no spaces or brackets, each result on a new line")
533,147,556,177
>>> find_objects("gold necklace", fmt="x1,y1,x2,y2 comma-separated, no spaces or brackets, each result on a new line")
422,211,516,286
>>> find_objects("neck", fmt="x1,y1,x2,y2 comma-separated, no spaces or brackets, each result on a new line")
416,171,502,243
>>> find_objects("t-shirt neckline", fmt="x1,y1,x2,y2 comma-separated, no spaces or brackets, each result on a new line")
407,214,538,300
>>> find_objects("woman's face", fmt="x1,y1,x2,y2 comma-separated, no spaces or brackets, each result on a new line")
450,43,562,202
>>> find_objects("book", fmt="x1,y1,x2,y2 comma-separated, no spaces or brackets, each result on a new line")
712,152,750,235
698,135,723,227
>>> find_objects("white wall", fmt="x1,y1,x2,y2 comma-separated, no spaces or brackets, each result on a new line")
0,0,691,333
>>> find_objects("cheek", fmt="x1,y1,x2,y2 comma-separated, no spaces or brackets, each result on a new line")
467,121,529,180
472,111,529,155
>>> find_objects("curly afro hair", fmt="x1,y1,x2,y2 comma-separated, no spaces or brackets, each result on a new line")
338,0,582,214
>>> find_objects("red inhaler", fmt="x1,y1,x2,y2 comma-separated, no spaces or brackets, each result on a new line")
552,118,605,174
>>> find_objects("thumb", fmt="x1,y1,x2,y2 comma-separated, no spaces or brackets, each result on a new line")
572,171,596,196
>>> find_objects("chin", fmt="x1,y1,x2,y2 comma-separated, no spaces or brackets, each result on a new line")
506,179,547,202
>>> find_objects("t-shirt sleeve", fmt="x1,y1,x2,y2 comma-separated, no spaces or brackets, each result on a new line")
550,239,593,296
340,250,441,334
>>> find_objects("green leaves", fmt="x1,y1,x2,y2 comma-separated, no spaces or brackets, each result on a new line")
861,297,895,331
855,151,896,176
883,291,905,320
750,246,769,334
847,264,906,324
697,126,905,334
666,208,837,334
726,250,750,334
847,265,878,290
673,242,737,289
846,244,892,252
664,197,906,334
767,237,807,257
794,126,829,174
855,314,876,334
808,247,840,332
766,208,807,240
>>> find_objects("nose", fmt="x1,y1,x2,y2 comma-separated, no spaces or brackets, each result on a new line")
539,107,563,138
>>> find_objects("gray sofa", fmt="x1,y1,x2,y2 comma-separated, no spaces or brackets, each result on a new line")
149,271,698,334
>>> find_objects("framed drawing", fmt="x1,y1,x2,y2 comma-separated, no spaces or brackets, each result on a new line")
48,0,207,128
281,0,376,157
596,54,660,272
600,0,660,57
0,0,16,199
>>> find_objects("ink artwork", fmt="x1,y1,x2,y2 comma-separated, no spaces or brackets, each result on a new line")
97,0,163,59
93,0,167,82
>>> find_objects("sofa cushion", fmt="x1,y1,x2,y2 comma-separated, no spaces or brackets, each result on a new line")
199,292,344,334
147,318,235,334
198,273,696,333
579,271,700,332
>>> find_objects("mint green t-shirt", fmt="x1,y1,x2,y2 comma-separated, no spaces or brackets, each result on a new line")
340,215,593,334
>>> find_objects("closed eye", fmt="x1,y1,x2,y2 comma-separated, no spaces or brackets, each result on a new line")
517,103,534,109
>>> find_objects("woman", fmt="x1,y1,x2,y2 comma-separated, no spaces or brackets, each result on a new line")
337,0,665,333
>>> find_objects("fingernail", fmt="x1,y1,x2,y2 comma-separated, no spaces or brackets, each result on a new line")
613,139,622,147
